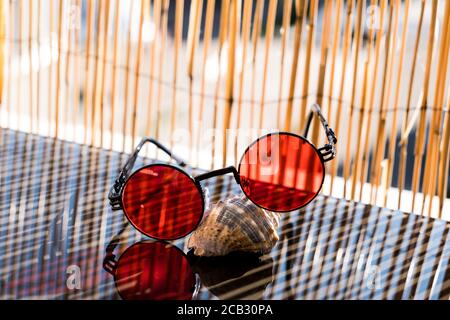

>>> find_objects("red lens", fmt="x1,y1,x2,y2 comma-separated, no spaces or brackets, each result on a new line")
239,133,324,212
115,241,195,300
122,165,204,240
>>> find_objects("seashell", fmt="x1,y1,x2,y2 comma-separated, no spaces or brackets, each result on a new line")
187,195,280,257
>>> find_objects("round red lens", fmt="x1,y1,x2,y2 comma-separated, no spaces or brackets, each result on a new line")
238,133,324,212
122,165,204,240
115,241,195,300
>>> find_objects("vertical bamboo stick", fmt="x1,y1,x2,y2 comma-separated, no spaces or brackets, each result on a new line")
82,0,94,143
186,0,203,79
155,0,170,147
121,0,136,152
397,0,425,210
421,0,450,216
47,0,54,136
328,0,343,195
258,0,278,129
343,0,364,199
0,0,4,107
210,0,230,169
357,0,387,201
54,0,64,138
234,0,252,163
28,0,34,132
326,0,343,136
437,90,450,217
98,0,111,148
298,0,318,130
329,0,354,195
4,0,13,127
383,0,410,207
171,0,185,150
72,0,81,141
369,0,399,203
36,0,42,134
275,0,292,129
90,0,105,147
283,0,307,132
186,0,203,160
109,0,121,149
130,0,145,150
64,0,74,140
351,0,377,202
222,0,238,167
144,0,161,138
312,0,332,144
409,0,437,214
196,0,215,163
16,0,23,130
249,0,263,129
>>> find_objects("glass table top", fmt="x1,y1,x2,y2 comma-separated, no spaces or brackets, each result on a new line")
0,128,449,300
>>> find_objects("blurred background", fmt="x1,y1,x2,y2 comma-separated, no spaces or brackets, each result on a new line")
0,0,449,219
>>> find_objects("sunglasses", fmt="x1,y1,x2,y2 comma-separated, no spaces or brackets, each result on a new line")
109,104,336,241
103,224,199,300
103,232,274,300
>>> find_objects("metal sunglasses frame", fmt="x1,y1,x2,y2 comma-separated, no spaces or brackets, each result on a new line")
103,222,273,300
108,104,337,238
103,222,202,300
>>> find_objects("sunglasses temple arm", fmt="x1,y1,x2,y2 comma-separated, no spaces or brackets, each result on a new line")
304,104,337,162
108,137,187,207
303,111,315,138
103,221,130,275
192,274,202,300
148,138,187,167
131,137,187,169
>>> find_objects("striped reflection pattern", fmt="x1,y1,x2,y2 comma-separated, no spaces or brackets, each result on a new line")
0,128,449,300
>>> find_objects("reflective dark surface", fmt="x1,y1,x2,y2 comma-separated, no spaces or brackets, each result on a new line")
188,252,274,300
0,128,449,299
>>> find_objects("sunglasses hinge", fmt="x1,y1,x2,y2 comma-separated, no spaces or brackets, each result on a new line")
319,144,336,162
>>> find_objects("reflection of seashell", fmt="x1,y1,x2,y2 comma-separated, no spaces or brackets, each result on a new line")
188,251,274,300
187,195,280,257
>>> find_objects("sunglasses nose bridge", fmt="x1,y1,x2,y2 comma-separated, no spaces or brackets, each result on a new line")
194,166,241,185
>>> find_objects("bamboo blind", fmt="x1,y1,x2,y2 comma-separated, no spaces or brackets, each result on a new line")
0,0,449,218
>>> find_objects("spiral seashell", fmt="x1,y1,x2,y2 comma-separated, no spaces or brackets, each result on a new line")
187,195,280,257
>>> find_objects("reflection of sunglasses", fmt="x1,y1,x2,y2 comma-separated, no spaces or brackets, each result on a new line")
103,226,274,300
103,238,198,300
109,104,336,240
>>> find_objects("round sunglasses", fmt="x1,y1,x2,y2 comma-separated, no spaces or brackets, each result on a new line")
104,239,197,300
103,224,274,300
109,104,336,241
